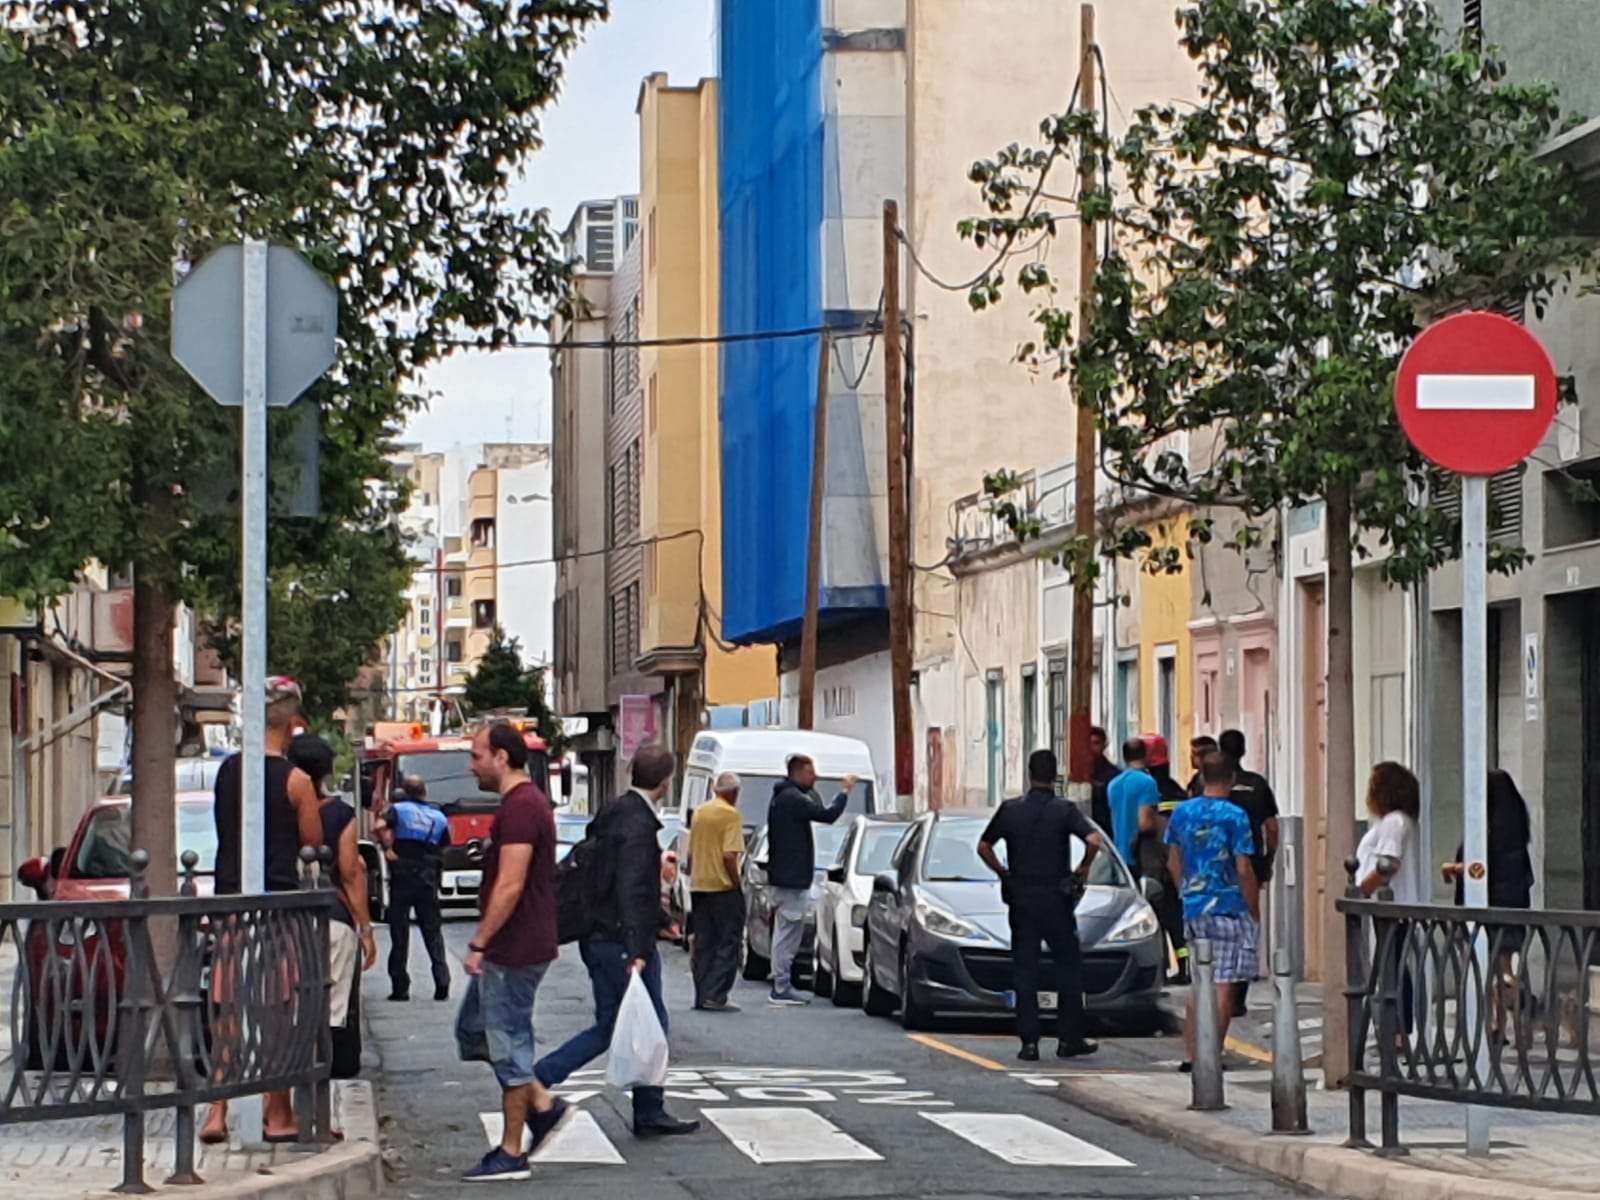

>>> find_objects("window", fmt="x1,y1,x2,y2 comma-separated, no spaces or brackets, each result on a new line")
1544,457,1600,548
1428,465,1524,543
1156,646,1178,748
609,583,640,675
823,686,857,720
985,670,1005,806
446,639,464,664
609,443,640,544
420,656,433,676
1047,659,1068,787
1021,664,1038,759
445,575,462,600
473,599,496,629
471,518,496,549
1115,650,1139,749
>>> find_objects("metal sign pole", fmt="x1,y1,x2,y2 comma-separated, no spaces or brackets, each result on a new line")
1460,472,1491,1157
238,237,270,1148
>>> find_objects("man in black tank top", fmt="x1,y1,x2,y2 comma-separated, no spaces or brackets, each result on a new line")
204,677,326,1144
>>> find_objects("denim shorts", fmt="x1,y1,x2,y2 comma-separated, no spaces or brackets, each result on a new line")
455,960,549,1089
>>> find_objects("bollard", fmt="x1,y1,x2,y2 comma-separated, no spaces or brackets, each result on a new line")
1190,937,1226,1111
1270,946,1311,1135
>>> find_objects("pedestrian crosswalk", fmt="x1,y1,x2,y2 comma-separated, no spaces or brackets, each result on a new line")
476,1098,1136,1171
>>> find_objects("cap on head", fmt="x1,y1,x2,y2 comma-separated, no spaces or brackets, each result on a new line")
265,676,303,731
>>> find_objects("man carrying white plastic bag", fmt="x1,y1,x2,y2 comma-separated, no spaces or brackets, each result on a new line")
534,745,699,1138
606,972,670,1089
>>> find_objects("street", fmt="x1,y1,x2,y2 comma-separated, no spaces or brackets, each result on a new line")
369,921,1304,1200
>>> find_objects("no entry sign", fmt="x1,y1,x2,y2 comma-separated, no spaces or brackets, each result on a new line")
1394,311,1558,476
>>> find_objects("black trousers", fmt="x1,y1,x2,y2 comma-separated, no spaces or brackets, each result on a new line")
1008,887,1085,1046
1155,879,1188,975
388,873,451,996
690,889,746,1006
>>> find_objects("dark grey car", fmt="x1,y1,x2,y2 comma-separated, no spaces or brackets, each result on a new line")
860,809,1164,1031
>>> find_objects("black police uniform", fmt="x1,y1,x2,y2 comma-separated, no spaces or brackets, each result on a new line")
981,787,1097,1049
386,797,453,1001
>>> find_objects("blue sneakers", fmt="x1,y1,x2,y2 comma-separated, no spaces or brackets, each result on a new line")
768,988,810,1007
463,1146,530,1182
526,1098,571,1157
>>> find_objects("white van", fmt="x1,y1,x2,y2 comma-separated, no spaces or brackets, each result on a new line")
671,729,880,828
664,729,880,931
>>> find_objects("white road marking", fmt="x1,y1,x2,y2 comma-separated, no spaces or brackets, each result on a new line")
478,1110,625,1164
704,1106,882,1164
1416,373,1535,411
920,1112,1133,1167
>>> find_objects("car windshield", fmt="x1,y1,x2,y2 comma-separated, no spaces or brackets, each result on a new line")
856,824,906,875
74,803,218,880
396,751,487,810
734,775,875,827
923,818,1127,888
110,758,224,797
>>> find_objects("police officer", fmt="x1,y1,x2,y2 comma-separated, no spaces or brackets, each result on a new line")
382,775,453,1002
978,749,1103,1063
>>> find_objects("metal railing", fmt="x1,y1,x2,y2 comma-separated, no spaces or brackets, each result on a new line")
1339,868,1600,1154
1,848,335,1192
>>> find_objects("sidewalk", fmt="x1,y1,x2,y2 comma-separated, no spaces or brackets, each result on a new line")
1057,978,1598,1200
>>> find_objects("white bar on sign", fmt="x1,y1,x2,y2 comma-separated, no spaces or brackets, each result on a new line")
920,1112,1133,1167
480,1110,625,1164
705,1106,882,1164
1416,374,1536,411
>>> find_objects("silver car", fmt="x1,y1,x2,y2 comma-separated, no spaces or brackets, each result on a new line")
814,815,910,1006
860,809,1164,1031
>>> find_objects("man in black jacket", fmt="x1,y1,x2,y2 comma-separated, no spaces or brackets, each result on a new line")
532,744,698,1138
765,754,857,1006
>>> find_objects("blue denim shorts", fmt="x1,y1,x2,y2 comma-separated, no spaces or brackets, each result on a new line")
456,960,549,1089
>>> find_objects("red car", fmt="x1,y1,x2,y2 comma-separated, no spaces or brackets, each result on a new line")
16,792,217,1069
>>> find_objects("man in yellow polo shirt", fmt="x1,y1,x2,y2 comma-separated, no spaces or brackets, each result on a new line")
689,772,747,1012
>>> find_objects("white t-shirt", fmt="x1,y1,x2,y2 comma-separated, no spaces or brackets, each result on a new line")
1355,811,1424,904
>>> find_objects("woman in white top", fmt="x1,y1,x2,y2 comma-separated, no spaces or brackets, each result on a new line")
1355,762,1423,1040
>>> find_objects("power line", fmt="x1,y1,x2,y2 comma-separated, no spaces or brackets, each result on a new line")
444,322,878,353
408,528,703,573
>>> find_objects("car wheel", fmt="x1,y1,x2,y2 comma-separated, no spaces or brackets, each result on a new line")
898,944,935,1031
861,938,895,1018
830,942,861,1008
741,928,770,983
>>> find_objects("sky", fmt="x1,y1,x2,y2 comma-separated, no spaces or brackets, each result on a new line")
402,0,718,451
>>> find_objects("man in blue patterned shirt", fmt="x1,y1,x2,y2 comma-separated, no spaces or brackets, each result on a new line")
1164,751,1259,1072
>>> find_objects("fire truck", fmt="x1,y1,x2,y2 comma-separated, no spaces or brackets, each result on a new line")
357,720,569,915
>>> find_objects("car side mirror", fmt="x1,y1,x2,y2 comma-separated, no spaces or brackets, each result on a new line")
17,856,51,893
1140,876,1163,903
872,871,898,896
826,865,846,885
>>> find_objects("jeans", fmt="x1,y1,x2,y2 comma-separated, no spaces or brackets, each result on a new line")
535,941,669,1121
690,890,745,1007
769,887,810,993
1008,886,1085,1046
455,960,549,1089
388,873,451,996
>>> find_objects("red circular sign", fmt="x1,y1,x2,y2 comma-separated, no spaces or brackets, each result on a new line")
1394,311,1558,475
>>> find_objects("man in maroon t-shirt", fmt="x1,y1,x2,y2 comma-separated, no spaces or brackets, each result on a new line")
454,724,565,1183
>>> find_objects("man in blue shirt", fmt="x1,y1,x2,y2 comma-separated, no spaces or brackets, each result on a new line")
1106,737,1159,868
382,776,453,1001
1164,752,1259,1072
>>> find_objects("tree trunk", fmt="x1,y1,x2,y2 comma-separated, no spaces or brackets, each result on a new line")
131,563,178,899
1320,481,1357,1087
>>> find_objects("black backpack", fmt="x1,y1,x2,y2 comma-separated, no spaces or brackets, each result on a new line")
557,829,604,944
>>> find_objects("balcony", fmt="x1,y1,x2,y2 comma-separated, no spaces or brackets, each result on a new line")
948,465,1074,572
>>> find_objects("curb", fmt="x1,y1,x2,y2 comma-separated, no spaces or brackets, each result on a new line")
1055,1076,1594,1200
84,1082,383,1200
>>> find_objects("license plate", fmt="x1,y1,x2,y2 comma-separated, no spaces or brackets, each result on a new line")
1038,991,1058,1010
455,871,482,890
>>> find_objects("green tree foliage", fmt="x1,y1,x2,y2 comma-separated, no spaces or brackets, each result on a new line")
463,626,561,752
0,1,606,882
964,0,1589,1075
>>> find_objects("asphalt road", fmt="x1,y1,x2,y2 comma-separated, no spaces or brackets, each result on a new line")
367,918,1308,1200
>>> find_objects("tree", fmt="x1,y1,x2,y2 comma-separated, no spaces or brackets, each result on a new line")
463,627,561,752
0,1,605,892
964,0,1588,1080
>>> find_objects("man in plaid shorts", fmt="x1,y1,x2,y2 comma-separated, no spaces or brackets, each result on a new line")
1164,751,1260,1073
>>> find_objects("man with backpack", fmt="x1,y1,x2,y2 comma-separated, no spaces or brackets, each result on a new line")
535,744,699,1139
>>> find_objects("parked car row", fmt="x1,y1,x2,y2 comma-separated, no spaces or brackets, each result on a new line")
734,810,1165,1032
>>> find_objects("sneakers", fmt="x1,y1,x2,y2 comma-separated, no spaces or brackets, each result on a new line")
463,1147,529,1182
767,989,810,1007
526,1098,570,1156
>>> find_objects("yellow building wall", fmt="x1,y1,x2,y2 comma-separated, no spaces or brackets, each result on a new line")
637,74,774,706
1137,515,1194,745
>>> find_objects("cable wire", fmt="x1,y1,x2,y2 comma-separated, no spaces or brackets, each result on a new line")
445,322,876,352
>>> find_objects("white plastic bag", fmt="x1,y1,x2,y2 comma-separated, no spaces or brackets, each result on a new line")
605,972,669,1089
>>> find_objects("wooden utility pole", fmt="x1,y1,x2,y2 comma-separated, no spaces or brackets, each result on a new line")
883,200,914,815
1067,2,1099,799
798,329,832,730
